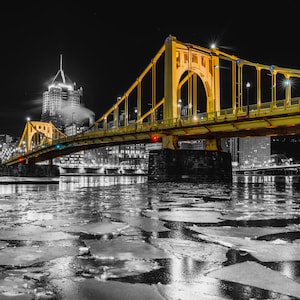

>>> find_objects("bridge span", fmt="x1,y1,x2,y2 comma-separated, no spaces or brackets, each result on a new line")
3,35,300,181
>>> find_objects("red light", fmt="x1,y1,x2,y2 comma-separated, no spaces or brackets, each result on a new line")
151,135,159,142
18,157,24,163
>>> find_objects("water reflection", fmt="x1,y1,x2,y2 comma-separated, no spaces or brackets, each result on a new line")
0,183,58,195
59,175,148,191
0,174,300,299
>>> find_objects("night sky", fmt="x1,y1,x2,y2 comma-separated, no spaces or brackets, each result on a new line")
1,1,300,137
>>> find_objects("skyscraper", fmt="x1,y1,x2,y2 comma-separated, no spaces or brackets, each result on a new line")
41,54,83,131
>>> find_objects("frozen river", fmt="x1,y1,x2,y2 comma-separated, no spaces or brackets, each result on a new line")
0,174,300,299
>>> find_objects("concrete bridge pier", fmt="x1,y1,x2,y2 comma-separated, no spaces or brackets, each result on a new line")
147,149,232,183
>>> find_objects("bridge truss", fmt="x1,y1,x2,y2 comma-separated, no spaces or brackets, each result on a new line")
3,35,300,166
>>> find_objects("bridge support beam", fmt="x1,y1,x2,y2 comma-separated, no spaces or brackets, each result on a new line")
148,149,232,182
162,135,179,150
205,139,222,151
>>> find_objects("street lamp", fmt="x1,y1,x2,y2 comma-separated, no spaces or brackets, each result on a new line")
71,112,75,135
178,99,182,120
246,82,251,115
284,78,291,105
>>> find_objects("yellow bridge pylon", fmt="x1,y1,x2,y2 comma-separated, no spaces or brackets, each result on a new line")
18,121,67,153
89,35,300,151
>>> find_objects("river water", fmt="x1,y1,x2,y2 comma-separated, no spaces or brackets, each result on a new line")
1,174,300,299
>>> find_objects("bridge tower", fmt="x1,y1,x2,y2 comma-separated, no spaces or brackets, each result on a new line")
148,36,231,182
163,35,221,151
17,121,66,164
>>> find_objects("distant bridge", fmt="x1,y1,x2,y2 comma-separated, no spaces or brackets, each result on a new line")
3,35,300,166
234,164,300,175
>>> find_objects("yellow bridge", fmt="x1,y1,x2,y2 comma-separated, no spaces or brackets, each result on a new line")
3,35,300,166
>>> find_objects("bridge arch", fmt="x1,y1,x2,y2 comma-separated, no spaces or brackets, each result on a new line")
164,35,220,124
177,70,207,118
163,36,221,149
18,121,67,153
5,35,300,166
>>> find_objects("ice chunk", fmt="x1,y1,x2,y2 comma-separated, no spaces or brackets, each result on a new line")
188,225,298,239
0,245,77,267
157,209,223,223
0,276,33,299
0,224,78,241
207,261,300,299
51,278,166,300
189,230,300,262
64,220,129,236
109,213,170,232
156,281,229,300
84,236,169,260
150,238,227,263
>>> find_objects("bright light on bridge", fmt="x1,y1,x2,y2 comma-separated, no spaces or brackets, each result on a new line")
151,135,160,142
284,78,291,86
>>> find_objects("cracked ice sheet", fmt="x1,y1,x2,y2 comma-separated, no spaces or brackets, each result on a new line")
62,220,129,236
84,236,169,260
150,238,227,263
190,202,230,210
157,208,223,223
32,217,82,228
109,213,170,232
188,225,299,239
0,224,78,241
221,210,300,221
156,281,229,300
51,278,166,300
0,245,77,267
189,231,300,262
0,276,33,299
0,241,6,249
207,261,300,299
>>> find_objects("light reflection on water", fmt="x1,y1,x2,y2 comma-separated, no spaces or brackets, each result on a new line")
1,174,300,299
59,174,148,191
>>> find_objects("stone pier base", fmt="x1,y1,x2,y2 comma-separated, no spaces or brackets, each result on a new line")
148,149,232,183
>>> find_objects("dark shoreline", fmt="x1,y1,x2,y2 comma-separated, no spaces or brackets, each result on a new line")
0,176,59,184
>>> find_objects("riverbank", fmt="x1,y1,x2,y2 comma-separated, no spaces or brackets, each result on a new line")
0,164,60,177
0,176,59,184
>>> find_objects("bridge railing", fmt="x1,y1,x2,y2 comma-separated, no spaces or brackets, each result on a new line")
23,97,300,148
39,97,300,144
4,96,300,166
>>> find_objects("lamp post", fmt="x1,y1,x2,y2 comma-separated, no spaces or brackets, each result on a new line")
285,78,291,105
178,99,182,121
71,112,75,135
246,82,251,115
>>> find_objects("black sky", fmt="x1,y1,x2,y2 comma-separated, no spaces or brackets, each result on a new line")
1,1,300,137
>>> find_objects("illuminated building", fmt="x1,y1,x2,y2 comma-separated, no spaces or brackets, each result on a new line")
239,136,271,167
41,54,83,131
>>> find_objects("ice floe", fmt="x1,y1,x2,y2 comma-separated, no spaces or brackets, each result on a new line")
157,208,224,223
207,261,300,299
84,236,168,260
188,226,300,262
150,238,227,263
109,213,170,232
0,245,77,267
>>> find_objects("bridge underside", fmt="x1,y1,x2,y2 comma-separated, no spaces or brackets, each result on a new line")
5,115,300,166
